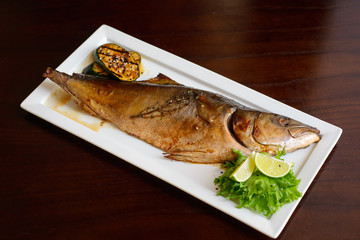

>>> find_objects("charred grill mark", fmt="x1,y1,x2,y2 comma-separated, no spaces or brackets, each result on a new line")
97,45,139,79
99,45,128,54
98,46,137,66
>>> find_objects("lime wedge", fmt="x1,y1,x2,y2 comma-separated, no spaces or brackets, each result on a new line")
255,153,292,178
230,151,256,182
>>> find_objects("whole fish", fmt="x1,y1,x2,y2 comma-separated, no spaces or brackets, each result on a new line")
43,67,320,164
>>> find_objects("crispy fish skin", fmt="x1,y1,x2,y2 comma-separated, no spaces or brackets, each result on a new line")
44,67,251,163
43,67,320,163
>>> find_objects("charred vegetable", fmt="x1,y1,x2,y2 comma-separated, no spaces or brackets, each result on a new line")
82,62,110,77
129,51,141,65
94,43,140,81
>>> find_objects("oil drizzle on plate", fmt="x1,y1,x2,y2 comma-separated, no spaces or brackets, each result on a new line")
44,88,104,132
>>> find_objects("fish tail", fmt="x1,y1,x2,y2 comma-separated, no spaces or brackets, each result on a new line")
43,67,69,88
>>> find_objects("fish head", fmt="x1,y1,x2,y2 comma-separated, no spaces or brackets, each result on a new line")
253,112,320,145
232,111,321,154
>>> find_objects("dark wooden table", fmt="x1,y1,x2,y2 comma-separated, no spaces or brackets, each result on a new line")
1,0,359,239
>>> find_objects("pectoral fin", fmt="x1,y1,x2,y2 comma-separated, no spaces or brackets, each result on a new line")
196,94,219,123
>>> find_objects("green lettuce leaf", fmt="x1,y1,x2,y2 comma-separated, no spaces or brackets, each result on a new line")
214,149,302,217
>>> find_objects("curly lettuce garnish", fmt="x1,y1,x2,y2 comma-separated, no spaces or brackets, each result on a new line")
214,149,302,217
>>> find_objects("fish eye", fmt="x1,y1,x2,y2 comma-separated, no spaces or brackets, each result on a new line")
279,118,290,127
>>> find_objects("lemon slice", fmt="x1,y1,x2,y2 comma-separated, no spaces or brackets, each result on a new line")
255,153,292,178
230,151,256,182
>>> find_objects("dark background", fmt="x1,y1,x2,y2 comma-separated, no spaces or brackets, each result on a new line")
1,0,359,239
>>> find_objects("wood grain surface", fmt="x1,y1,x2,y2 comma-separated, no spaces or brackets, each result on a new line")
1,0,359,239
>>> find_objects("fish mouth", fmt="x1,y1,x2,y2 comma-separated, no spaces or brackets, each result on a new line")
288,126,320,138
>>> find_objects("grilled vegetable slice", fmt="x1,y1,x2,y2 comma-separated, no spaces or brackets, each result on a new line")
130,51,144,75
94,43,140,81
129,51,141,65
82,62,110,77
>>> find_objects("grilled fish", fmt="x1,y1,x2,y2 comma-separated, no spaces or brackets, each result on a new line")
43,67,320,164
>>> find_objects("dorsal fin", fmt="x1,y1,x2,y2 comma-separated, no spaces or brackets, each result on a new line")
196,94,219,123
72,73,111,81
139,73,182,85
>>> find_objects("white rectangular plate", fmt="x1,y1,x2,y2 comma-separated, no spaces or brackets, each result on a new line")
21,24,342,238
